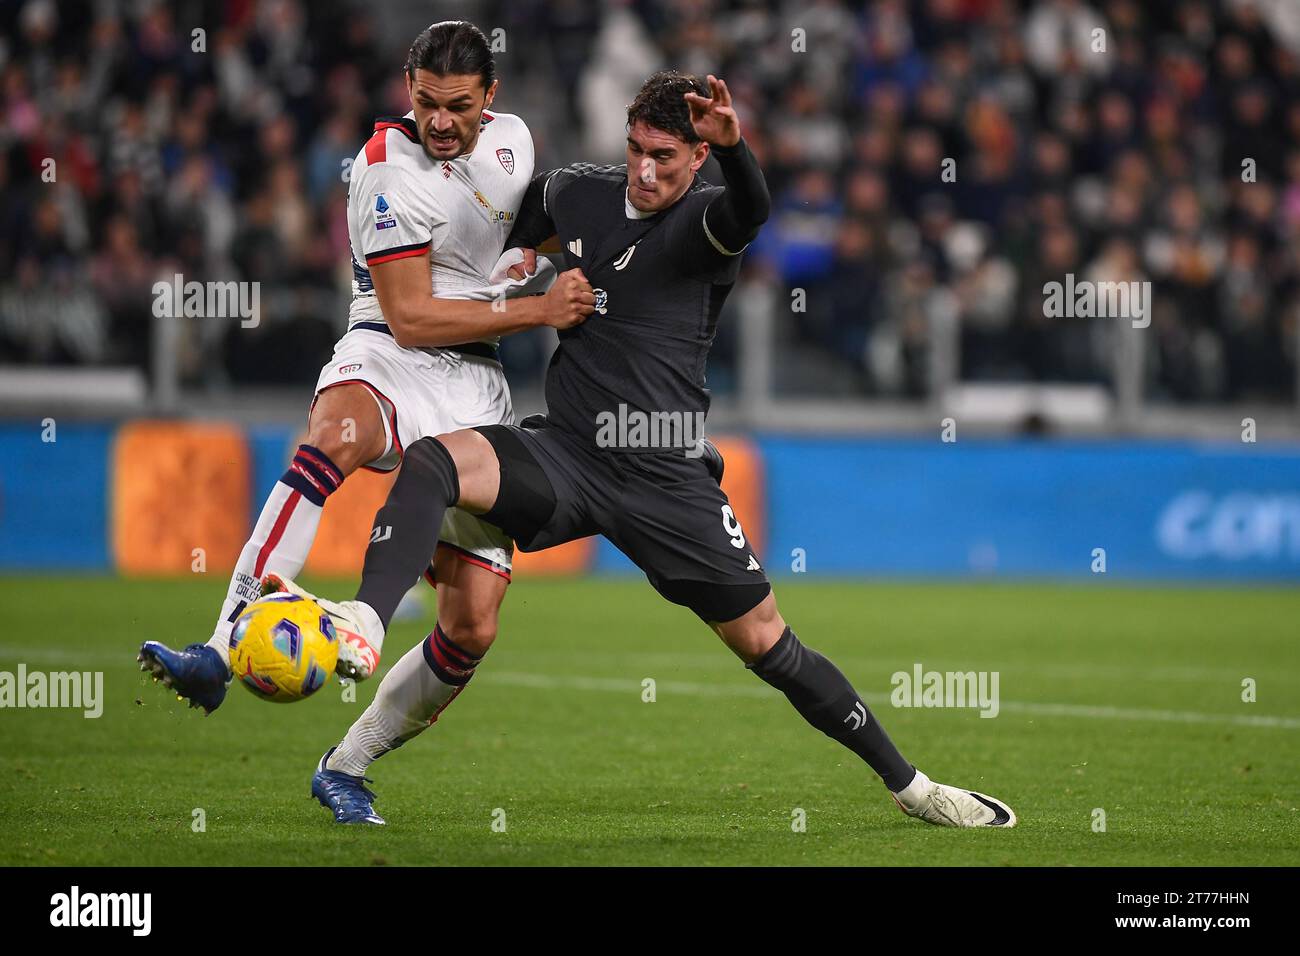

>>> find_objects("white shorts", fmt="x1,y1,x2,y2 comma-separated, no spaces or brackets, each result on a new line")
313,326,514,580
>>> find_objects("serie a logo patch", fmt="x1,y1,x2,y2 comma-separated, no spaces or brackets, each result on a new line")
374,193,395,230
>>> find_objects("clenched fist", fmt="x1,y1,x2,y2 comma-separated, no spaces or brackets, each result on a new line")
542,268,596,329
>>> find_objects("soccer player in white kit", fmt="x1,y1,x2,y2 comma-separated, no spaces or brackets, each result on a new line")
138,21,596,715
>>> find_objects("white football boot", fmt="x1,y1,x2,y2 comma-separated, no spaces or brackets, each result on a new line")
260,574,384,681
891,769,1018,828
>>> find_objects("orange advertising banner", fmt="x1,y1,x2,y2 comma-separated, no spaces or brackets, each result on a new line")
112,421,250,575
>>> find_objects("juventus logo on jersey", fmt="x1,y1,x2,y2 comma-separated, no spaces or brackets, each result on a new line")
844,701,867,731
613,244,637,271
369,525,392,544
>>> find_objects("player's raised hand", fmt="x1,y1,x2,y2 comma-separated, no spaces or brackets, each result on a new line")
542,268,596,329
683,74,740,148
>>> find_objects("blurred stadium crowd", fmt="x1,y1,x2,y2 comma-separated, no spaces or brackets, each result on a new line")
3,0,1300,403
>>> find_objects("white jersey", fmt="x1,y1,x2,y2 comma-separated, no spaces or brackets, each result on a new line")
345,109,535,345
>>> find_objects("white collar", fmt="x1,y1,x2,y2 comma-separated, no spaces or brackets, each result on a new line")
624,188,655,220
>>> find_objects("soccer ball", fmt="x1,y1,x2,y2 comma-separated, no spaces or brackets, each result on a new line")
228,593,338,702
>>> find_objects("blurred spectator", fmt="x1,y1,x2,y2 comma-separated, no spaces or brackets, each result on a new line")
0,0,1296,406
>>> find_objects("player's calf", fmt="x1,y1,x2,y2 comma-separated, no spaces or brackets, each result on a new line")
744,621,917,792
713,589,915,788
323,623,486,783
723,593,1018,827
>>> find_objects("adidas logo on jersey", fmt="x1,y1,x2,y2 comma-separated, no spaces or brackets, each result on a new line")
567,238,582,258
746,554,762,572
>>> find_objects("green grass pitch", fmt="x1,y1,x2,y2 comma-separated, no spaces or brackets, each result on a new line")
0,575,1296,866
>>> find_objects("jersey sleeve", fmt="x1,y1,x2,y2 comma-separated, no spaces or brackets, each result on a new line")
666,139,770,281
505,163,603,250
505,168,558,250
663,188,746,282
351,161,448,266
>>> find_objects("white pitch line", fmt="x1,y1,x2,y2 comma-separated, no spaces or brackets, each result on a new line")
0,646,123,665
1,646,1296,730
487,671,1300,730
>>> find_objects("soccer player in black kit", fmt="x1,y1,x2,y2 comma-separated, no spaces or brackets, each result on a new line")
281,71,1017,830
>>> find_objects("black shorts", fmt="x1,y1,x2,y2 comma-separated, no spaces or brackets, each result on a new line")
475,419,771,623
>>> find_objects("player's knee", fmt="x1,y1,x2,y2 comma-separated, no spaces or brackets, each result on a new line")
715,590,784,663
744,591,782,630
308,384,388,472
435,577,502,659
306,417,382,474
437,614,498,658
436,429,500,512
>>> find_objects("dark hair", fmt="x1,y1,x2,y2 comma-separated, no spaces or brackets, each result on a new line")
405,21,496,91
627,70,709,143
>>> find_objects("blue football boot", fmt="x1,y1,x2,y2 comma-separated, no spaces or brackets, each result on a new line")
137,641,230,715
312,748,386,825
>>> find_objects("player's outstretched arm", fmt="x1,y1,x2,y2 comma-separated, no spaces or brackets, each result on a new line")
684,75,771,254
702,138,770,250
371,252,593,348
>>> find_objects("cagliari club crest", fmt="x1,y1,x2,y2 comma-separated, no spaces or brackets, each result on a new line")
496,148,514,174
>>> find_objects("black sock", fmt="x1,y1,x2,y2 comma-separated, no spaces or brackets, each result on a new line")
748,626,916,792
356,437,460,630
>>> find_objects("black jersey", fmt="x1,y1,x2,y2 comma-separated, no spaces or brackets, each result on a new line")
509,159,758,452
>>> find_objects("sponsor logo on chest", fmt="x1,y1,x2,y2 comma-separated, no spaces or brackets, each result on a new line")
473,189,515,225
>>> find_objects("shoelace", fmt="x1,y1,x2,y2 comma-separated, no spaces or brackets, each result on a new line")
933,786,994,826
928,788,964,825
321,772,378,808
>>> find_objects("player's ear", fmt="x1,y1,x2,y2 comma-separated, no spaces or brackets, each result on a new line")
691,141,709,173
405,72,415,106
483,78,498,110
